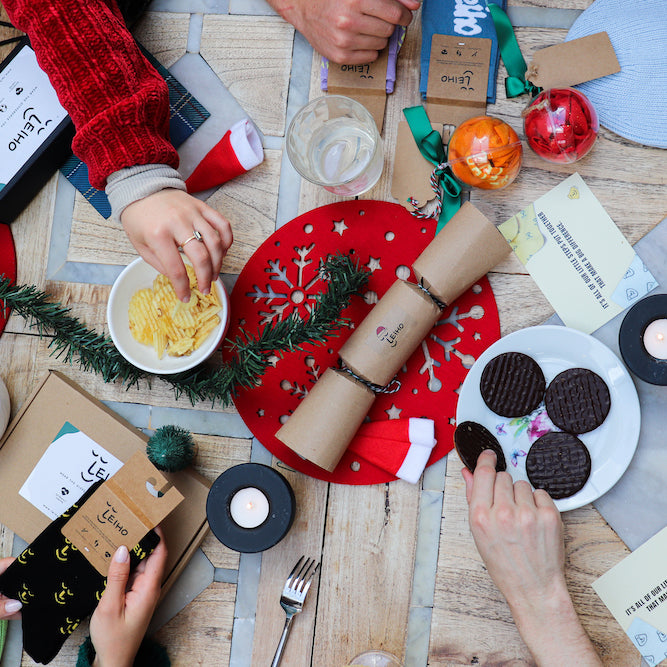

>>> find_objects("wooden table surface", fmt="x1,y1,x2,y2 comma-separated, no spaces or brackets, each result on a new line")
1,0,665,665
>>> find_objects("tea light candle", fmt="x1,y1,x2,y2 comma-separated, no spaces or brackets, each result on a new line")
619,294,667,386
229,487,269,528
206,463,296,553
643,319,667,359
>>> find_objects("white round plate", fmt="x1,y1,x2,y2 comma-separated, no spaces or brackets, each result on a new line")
107,257,229,375
456,325,640,511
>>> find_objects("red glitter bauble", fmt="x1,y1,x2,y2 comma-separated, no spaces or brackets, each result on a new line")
523,88,599,164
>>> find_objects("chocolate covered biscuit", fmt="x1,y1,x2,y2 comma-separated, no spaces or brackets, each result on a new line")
480,352,546,417
545,368,610,434
454,421,506,472
526,432,591,499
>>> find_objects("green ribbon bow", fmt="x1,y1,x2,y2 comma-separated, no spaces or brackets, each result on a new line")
403,106,461,234
487,3,542,99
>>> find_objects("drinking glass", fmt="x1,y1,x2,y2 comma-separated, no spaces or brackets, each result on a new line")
349,650,403,666
285,95,383,196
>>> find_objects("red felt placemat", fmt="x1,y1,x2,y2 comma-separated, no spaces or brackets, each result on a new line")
0,225,17,336
229,201,500,484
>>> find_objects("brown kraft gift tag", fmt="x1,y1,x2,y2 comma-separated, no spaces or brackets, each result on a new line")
62,452,183,575
426,34,491,126
526,32,620,89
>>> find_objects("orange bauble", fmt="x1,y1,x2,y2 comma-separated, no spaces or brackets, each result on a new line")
448,116,523,190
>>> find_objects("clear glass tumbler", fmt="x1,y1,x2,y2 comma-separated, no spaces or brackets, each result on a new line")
349,650,403,666
285,95,383,197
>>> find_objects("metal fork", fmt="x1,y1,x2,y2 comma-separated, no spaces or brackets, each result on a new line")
270,556,320,667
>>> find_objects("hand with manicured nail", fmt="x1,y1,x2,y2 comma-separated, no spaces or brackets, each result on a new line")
89,528,168,667
0,558,22,619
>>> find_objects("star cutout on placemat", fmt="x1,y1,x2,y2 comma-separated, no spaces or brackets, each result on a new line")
367,257,382,272
386,404,402,419
332,219,348,236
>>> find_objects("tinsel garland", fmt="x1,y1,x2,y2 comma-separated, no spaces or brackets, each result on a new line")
0,254,369,406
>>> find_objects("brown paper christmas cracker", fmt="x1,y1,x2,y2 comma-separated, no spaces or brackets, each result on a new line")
276,202,510,472
276,368,375,472
339,280,440,386
413,201,511,305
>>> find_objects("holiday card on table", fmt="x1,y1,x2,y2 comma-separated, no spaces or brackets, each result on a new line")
593,525,667,664
498,174,657,334
0,371,210,592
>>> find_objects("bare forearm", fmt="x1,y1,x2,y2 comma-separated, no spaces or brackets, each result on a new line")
510,584,603,667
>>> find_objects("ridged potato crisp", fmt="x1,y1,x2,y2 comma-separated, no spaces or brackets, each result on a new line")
128,266,222,358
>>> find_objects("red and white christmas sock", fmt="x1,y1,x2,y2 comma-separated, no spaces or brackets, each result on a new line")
347,418,436,484
185,118,263,193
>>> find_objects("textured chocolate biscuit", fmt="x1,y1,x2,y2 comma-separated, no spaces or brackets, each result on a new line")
480,352,546,417
545,368,611,434
454,421,507,472
526,432,591,499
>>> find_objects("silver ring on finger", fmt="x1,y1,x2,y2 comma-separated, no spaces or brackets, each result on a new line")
179,229,204,249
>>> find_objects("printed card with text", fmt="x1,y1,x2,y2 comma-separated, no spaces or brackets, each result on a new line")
19,422,123,520
499,174,657,334
593,526,667,665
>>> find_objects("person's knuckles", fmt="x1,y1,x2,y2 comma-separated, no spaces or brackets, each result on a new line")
538,504,563,532
469,505,492,531
493,504,517,531
496,470,514,486
516,505,538,532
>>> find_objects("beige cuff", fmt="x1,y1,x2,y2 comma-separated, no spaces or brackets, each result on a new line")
106,164,187,223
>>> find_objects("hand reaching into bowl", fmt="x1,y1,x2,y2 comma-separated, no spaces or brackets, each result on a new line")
121,189,233,303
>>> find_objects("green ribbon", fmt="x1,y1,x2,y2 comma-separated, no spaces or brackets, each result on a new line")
402,106,461,233
487,3,541,99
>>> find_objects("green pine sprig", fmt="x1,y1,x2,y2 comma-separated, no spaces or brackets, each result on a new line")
0,253,369,406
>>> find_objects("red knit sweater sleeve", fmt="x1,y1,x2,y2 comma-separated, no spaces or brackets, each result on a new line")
4,0,179,189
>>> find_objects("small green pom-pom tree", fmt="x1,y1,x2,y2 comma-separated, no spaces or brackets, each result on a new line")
146,425,196,472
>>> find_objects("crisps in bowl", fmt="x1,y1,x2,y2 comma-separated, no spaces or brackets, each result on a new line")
128,265,222,358
108,258,229,374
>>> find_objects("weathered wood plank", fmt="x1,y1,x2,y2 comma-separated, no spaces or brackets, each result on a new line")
194,434,252,571
134,11,190,69
200,15,294,137
68,197,136,267
0,333,42,417
153,582,236,666
509,0,593,9
312,481,420,665
250,466,328,666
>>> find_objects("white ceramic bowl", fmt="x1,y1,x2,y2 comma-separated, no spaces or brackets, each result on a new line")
107,257,229,374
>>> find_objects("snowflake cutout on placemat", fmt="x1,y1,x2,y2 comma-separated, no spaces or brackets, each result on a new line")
229,201,501,484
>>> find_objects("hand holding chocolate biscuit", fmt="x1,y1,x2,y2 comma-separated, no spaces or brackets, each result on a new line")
462,450,602,667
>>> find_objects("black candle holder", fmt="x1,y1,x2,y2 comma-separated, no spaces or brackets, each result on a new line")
618,294,667,386
206,463,296,553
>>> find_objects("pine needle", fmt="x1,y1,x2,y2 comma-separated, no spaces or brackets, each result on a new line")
0,253,369,406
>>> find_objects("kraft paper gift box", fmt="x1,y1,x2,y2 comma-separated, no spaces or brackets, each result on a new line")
0,371,210,594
